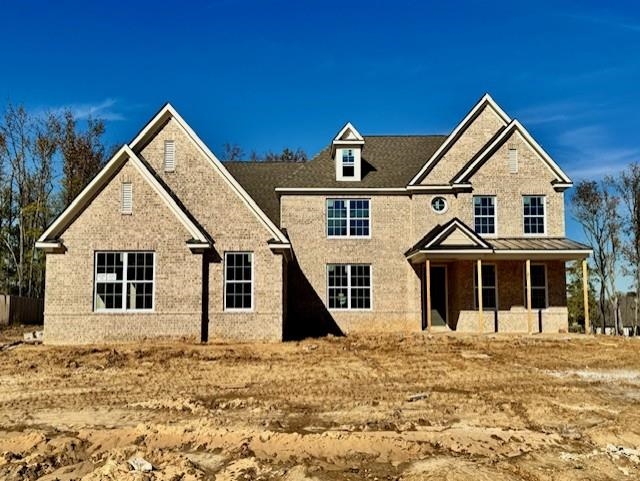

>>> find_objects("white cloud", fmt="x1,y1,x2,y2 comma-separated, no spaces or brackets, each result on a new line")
35,98,126,121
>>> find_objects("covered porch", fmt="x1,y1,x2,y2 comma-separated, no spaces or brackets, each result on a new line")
406,219,593,334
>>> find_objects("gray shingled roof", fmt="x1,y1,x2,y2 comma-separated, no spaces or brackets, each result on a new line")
285,135,447,188
224,161,304,225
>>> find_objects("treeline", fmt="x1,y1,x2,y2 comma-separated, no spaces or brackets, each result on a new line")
0,104,108,298
571,164,640,333
221,143,308,162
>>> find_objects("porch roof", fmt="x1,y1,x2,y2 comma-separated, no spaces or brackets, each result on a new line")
406,220,592,262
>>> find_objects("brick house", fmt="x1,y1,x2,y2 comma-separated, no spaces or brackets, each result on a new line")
36,94,592,344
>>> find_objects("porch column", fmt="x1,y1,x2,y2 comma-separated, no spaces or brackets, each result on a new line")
425,259,432,332
477,259,483,333
582,259,590,334
526,259,533,335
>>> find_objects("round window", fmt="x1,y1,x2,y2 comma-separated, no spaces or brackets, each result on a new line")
431,196,448,214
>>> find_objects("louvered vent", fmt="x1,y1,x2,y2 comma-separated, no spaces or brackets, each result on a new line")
508,148,518,173
121,182,133,214
164,140,176,172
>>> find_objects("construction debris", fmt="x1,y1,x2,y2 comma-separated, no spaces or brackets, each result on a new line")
23,330,44,344
128,456,154,472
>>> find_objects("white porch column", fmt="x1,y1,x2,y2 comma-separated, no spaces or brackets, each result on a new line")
425,259,432,333
477,259,483,333
526,259,533,335
582,259,590,334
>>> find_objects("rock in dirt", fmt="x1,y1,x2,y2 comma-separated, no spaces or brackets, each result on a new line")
407,392,430,402
128,456,153,472
23,331,43,344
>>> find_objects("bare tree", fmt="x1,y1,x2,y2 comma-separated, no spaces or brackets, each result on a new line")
222,143,244,161
609,163,640,334
571,180,621,333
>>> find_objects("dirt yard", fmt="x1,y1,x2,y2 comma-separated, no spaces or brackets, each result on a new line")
0,328,639,480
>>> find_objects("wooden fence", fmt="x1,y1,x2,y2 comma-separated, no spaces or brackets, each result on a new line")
0,295,44,325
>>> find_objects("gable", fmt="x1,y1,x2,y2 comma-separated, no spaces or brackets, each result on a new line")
130,104,289,246
452,120,572,186
410,94,510,186
37,147,210,249
406,218,492,259
439,228,485,247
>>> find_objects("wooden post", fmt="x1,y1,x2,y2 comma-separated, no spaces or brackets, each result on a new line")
425,259,432,333
526,259,533,335
582,258,590,335
477,259,483,333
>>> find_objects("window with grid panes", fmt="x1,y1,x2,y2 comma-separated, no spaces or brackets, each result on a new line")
327,199,370,237
523,196,545,234
473,196,496,235
95,252,154,311
327,264,371,309
224,252,253,310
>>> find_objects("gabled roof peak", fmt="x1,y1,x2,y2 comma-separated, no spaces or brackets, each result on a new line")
333,121,364,143
408,93,511,186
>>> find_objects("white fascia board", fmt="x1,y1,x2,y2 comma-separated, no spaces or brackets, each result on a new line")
129,104,289,244
453,120,572,184
408,93,511,186
425,219,492,249
275,187,407,194
37,144,210,246
493,249,592,257
35,241,62,250
37,145,130,243
333,122,364,142
406,185,455,192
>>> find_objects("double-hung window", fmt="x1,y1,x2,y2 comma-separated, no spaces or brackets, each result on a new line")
342,149,355,177
523,196,545,234
327,199,370,237
474,264,497,310
526,264,548,309
224,252,253,310
473,196,496,235
327,264,371,309
94,252,154,311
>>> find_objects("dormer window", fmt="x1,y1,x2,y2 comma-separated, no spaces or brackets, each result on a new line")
342,149,355,177
332,122,365,182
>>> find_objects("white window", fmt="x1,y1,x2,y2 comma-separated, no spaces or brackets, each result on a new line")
94,252,154,311
164,140,176,172
327,264,371,309
474,264,497,310
342,149,355,177
508,148,518,173
224,252,253,310
525,264,548,308
523,196,545,234
473,196,496,235
327,199,370,237
431,196,448,214
121,182,132,214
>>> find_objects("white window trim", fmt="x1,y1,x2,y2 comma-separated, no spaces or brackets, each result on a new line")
523,263,549,309
473,263,498,311
326,198,372,239
326,264,373,311
523,195,547,236
430,196,449,215
223,251,255,312
473,195,498,237
94,251,156,313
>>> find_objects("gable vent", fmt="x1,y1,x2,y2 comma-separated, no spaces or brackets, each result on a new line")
508,148,518,173
164,140,176,172
121,182,133,214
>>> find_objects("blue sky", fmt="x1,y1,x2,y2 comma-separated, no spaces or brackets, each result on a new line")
1,0,639,252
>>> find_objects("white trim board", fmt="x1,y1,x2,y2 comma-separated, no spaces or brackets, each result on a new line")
37,145,210,247
129,103,289,244
408,93,511,186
